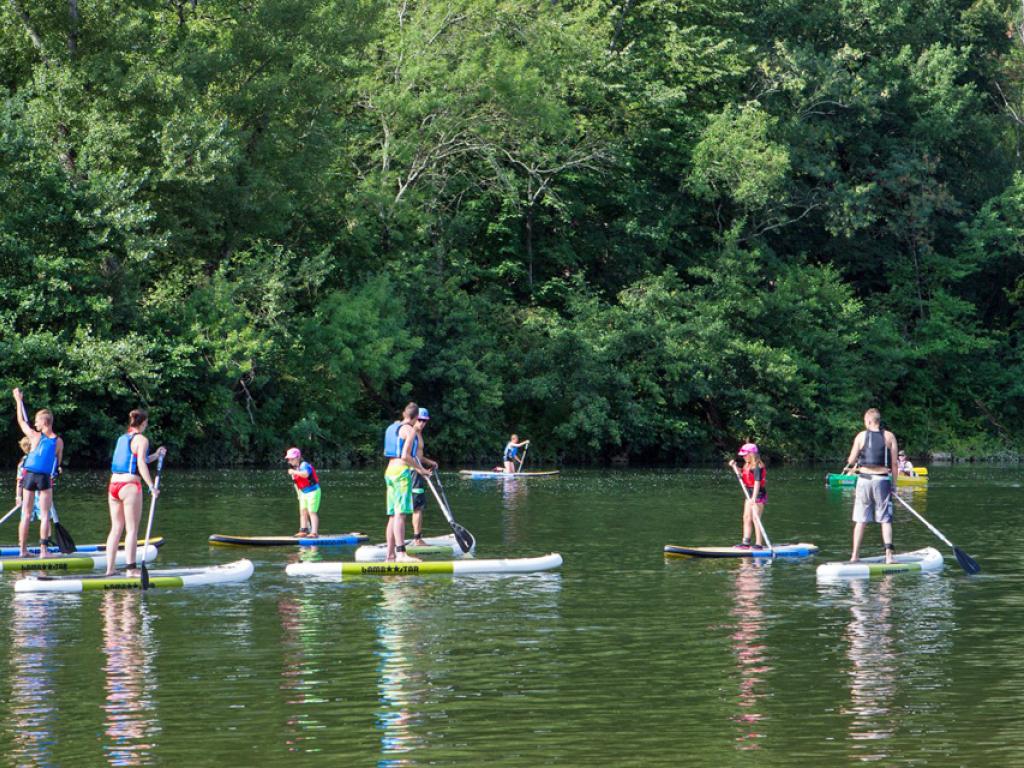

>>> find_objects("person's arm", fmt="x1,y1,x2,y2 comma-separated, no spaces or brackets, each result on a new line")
842,433,864,473
402,426,429,474
752,468,763,498
418,438,438,469
15,463,23,504
12,389,36,441
134,435,158,494
289,462,311,480
888,434,899,479
147,445,167,463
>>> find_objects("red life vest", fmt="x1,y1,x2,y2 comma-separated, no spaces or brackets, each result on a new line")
741,466,766,491
292,462,320,492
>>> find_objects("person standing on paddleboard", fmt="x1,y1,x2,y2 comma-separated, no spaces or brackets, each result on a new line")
105,409,166,576
502,435,530,474
15,436,63,545
285,448,321,538
383,402,429,562
841,408,899,564
729,443,767,549
12,388,63,559
410,407,439,547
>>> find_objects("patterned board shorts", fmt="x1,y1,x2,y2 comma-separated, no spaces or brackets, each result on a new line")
385,466,414,516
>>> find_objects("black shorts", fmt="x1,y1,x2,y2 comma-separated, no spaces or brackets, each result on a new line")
22,472,52,492
411,473,426,511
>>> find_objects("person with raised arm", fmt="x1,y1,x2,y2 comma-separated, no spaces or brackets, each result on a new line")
12,388,63,559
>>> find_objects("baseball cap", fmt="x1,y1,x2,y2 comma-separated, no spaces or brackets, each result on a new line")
417,408,430,421
284,447,302,460
737,443,759,455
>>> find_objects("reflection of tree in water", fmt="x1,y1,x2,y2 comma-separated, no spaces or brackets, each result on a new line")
841,575,953,763
376,580,429,767
101,591,158,767
8,594,59,767
729,560,772,750
278,594,326,754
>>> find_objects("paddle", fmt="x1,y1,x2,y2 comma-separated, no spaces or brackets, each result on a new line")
0,504,20,527
423,472,475,553
140,454,165,590
730,465,774,559
516,443,529,474
892,492,980,574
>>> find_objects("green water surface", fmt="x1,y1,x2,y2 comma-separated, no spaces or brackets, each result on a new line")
0,466,1019,767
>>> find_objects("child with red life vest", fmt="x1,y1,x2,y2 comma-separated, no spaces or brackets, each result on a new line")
285,448,321,538
729,443,767,550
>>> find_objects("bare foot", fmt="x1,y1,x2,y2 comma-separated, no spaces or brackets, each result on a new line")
849,557,859,563
396,553,422,563
18,550,28,559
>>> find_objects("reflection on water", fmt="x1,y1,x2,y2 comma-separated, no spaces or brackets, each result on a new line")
101,591,159,766
729,561,772,750
9,594,59,767
279,592,328,753
375,581,429,767
821,574,954,763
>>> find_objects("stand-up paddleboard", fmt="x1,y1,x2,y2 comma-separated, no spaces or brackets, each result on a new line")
664,542,818,559
355,534,474,561
459,470,560,479
816,547,944,580
826,471,928,488
286,553,562,578
15,559,254,593
0,537,166,557
208,532,367,547
2,545,159,572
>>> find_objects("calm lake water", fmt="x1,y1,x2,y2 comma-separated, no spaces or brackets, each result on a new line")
0,465,1019,767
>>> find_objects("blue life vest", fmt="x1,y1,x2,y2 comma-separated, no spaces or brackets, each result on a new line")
504,442,518,461
384,421,418,458
111,433,140,474
24,434,59,476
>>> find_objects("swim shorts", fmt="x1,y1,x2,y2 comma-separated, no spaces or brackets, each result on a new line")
385,465,414,516
853,474,893,523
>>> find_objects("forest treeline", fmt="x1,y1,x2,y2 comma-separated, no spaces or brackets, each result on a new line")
2,0,1023,466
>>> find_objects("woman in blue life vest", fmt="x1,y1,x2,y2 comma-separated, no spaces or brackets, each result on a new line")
285,447,321,538
12,388,64,559
105,409,166,576
728,443,767,549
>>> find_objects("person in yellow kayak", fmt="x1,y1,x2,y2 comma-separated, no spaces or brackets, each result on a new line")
897,450,917,477
841,408,899,564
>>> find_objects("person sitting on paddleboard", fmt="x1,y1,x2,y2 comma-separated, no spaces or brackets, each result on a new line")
841,408,899,564
13,388,63,559
105,409,166,576
897,450,916,477
503,435,529,474
383,402,430,562
411,407,439,547
729,443,767,550
285,448,321,538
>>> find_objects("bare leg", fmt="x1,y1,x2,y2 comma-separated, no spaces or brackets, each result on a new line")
37,488,53,558
18,491,34,557
751,502,765,546
105,495,125,576
504,461,514,473
123,484,143,570
881,521,894,563
850,522,866,562
412,509,424,542
394,514,421,562
742,500,754,543
385,515,397,561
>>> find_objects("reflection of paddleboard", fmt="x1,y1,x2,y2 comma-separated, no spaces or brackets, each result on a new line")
15,559,254,592
664,543,818,559
287,553,563,578
208,532,367,547
355,534,473,561
1,545,159,572
0,536,165,557
458,470,560,479
825,471,928,487
816,547,943,580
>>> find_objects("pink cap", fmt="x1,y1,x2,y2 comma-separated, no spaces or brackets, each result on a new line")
284,447,302,460
737,443,759,455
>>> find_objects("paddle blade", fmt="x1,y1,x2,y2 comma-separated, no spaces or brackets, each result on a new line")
52,522,76,554
954,547,981,575
140,563,150,590
451,522,475,553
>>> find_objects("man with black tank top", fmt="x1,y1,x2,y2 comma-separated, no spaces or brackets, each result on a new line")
841,408,899,564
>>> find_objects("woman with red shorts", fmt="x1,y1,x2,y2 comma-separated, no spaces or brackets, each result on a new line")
104,409,166,576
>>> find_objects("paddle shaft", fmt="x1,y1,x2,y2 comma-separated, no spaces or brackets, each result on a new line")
140,455,165,589
892,492,953,547
517,443,529,473
732,467,774,555
0,504,19,527
423,473,474,552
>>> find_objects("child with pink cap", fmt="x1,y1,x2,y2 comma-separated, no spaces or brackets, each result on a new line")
728,443,767,549
284,447,321,538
